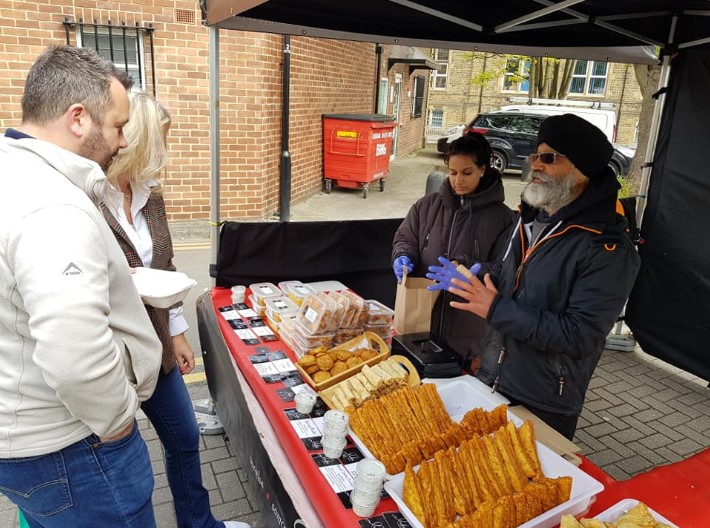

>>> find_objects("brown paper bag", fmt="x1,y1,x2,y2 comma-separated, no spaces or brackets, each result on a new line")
393,271,440,335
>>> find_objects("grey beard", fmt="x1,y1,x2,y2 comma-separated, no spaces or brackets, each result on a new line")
522,170,576,213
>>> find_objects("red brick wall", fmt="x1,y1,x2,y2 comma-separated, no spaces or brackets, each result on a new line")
0,1,427,222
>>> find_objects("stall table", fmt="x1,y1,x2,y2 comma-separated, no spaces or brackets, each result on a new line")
203,287,710,528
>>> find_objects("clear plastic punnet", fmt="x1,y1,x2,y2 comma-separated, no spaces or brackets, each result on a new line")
296,294,333,335
340,290,367,328
264,296,299,322
249,282,282,306
279,281,317,306
363,299,395,326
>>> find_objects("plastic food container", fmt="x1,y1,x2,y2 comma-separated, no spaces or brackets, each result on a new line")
248,294,266,317
333,327,364,346
297,294,334,335
364,299,394,326
249,282,282,306
280,281,317,306
328,291,353,327
264,296,299,322
317,292,344,332
292,320,335,348
340,290,366,328
364,323,393,339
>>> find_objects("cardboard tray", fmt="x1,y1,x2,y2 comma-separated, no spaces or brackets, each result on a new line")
318,354,420,410
294,331,390,391
591,499,677,527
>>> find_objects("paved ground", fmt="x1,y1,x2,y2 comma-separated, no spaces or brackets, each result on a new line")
2,147,708,527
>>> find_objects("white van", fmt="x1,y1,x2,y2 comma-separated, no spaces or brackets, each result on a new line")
499,104,617,143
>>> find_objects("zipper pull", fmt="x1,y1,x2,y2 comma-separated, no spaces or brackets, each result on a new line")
491,346,506,393
558,376,565,396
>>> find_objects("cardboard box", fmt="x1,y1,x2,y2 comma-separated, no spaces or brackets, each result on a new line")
509,405,583,466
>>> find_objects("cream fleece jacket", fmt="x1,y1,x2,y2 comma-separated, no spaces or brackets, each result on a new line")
0,136,162,457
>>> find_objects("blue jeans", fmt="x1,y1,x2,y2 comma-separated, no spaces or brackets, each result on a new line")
0,421,155,528
142,366,223,528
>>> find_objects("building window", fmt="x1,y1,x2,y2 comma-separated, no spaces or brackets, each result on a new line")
63,19,156,94
503,57,530,92
378,78,388,114
412,76,425,118
432,49,449,89
428,109,444,128
569,60,608,95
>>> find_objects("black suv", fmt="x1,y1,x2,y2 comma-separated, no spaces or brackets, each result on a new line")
437,111,632,176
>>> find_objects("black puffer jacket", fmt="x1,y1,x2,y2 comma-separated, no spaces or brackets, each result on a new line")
392,169,514,362
477,170,640,416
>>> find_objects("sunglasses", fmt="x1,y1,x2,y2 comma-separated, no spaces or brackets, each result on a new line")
528,152,567,164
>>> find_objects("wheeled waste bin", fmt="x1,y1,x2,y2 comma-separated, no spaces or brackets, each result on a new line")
322,113,397,198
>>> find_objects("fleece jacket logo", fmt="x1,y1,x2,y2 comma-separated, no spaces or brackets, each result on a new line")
62,263,83,277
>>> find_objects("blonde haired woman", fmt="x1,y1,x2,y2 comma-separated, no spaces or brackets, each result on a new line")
103,91,249,528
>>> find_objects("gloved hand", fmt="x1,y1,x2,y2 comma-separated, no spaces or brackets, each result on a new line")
393,255,414,283
426,256,481,291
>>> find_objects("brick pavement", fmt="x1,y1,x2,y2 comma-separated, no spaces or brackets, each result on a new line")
2,147,708,526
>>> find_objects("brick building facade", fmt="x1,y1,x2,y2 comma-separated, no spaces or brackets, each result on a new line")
427,50,643,148
0,1,429,226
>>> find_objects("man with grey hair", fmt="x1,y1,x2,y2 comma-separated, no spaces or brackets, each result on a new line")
0,46,162,526
429,114,641,440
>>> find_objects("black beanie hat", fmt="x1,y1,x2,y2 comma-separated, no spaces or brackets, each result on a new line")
537,114,614,179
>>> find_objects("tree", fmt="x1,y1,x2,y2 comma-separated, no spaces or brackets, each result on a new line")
528,57,575,99
626,64,662,194
467,54,575,101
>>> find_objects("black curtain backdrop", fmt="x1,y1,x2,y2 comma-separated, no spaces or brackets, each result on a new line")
215,219,402,308
626,50,710,381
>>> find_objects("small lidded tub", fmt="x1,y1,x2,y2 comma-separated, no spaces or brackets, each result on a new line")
264,296,299,323
279,281,317,306
249,282,282,307
364,299,395,326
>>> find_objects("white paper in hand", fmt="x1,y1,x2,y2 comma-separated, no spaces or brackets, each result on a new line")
131,267,197,309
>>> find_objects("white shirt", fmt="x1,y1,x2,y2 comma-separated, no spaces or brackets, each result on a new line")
106,181,188,337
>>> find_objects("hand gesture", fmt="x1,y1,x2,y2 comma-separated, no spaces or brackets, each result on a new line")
426,256,481,291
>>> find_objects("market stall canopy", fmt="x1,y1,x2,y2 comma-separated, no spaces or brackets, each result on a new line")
203,0,710,64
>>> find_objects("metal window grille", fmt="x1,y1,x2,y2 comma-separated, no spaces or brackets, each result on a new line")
570,60,608,95
412,76,425,118
63,18,156,95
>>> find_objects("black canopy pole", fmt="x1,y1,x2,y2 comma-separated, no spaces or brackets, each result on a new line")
374,43,382,112
279,34,292,222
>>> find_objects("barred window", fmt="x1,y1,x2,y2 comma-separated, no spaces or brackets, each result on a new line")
411,76,426,118
63,19,156,94
428,108,444,127
569,60,608,96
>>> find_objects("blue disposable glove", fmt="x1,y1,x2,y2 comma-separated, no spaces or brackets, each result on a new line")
426,256,482,291
393,255,414,283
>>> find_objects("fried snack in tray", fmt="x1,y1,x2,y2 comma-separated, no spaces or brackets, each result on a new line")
324,357,411,411
560,501,673,528
348,383,512,475
404,420,571,528
295,331,388,389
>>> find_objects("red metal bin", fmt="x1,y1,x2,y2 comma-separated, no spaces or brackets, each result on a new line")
322,113,397,198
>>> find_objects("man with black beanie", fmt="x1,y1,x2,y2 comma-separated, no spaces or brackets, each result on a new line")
430,113,641,439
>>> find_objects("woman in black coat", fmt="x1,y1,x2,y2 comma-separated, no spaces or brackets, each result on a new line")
392,133,514,370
